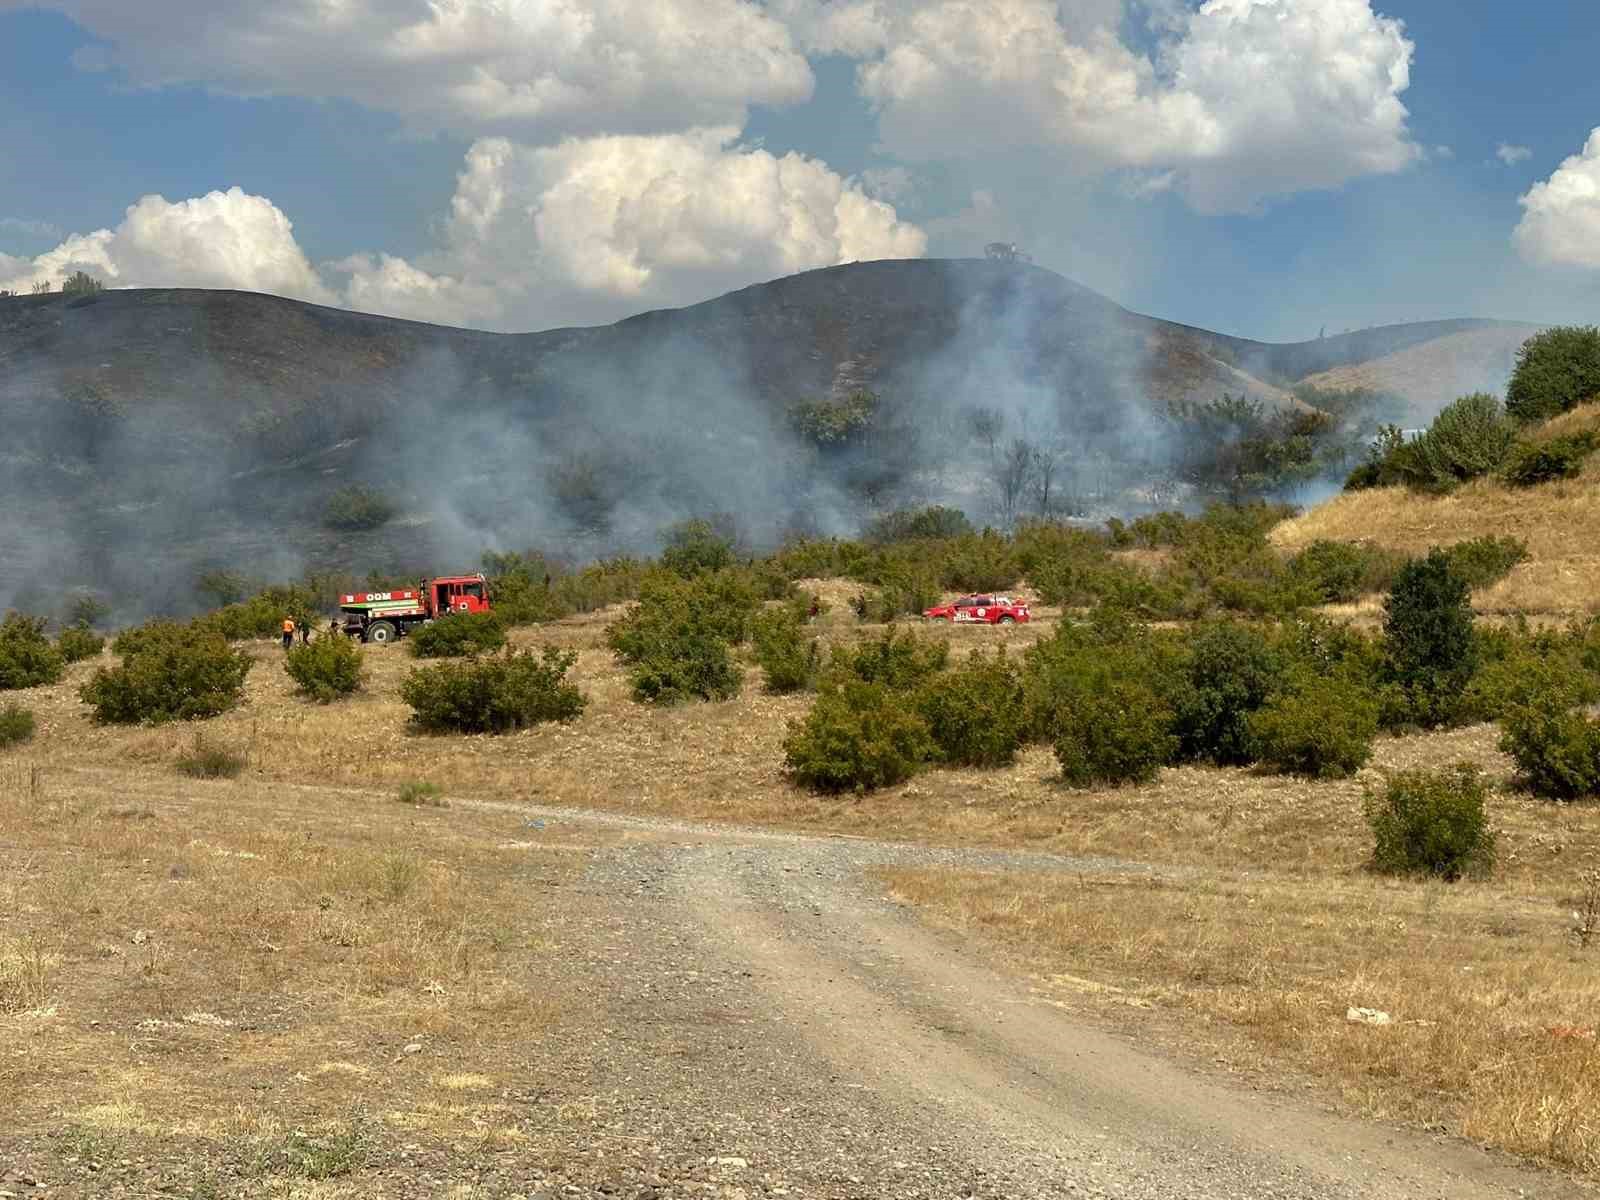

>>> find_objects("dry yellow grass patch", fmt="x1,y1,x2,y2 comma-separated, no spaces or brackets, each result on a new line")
1271,443,1600,617
882,866,1600,1173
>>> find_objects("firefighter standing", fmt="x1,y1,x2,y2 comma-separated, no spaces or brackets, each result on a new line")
298,617,311,645
281,616,295,650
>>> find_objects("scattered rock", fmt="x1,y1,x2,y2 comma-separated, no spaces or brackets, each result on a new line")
1346,1007,1392,1026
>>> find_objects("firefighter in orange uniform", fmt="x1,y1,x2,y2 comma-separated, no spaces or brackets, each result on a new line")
282,616,296,650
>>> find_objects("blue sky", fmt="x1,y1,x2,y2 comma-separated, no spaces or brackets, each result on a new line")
2,1,1597,340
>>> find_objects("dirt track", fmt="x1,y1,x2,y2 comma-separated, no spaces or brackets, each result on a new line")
483,803,1581,1199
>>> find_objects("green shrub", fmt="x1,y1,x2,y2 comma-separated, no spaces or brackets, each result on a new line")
751,608,819,694
935,533,1022,592
397,780,447,807
783,680,934,794
321,485,396,532
0,614,64,690
829,628,949,690
1500,433,1598,487
916,649,1026,768
1168,622,1284,765
0,702,35,748
208,585,320,641
1249,674,1378,779
175,735,247,779
864,506,974,543
1351,396,1518,492
660,518,737,578
606,571,753,704
1500,697,1600,801
1052,679,1175,787
1459,651,1599,724
1442,536,1528,590
408,612,507,658
1380,549,1477,728
401,648,586,734
80,624,253,724
1366,766,1495,880
285,635,365,702
1506,326,1600,423
56,626,105,664
1286,540,1403,604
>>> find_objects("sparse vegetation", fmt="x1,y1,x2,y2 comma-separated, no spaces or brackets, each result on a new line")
175,734,248,779
0,701,35,748
1442,535,1528,589
1501,433,1598,487
401,647,586,733
55,625,105,664
750,607,819,694
1366,765,1495,880
285,634,366,701
321,484,397,532
396,780,447,807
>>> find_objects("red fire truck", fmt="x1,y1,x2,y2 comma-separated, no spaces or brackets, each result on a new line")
336,574,492,644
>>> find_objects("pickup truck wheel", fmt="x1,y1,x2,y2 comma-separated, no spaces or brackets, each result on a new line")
366,620,397,645
998,615,1016,625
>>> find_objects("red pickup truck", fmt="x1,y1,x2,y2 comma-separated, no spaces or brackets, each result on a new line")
923,594,1031,625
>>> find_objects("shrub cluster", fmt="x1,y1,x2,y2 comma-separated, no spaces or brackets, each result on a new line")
1500,433,1598,487
782,680,934,794
1249,672,1378,779
285,635,365,702
863,505,973,543
397,780,446,807
660,518,738,578
751,607,819,694
1379,549,1477,728
56,626,105,664
606,570,757,704
176,735,247,779
0,614,64,690
917,649,1027,768
1506,326,1600,423
1366,766,1495,880
1285,540,1404,604
0,702,35,748
830,629,949,690
1052,678,1175,787
1500,696,1600,801
1168,622,1283,766
81,622,253,724
1441,536,1527,590
401,647,586,734
408,612,507,658
1347,395,1516,492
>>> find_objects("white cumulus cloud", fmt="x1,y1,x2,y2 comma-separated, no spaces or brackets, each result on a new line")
336,129,928,328
790,0,1417,213
1514,128,1600,270
0,188,335,302
6,0,813,140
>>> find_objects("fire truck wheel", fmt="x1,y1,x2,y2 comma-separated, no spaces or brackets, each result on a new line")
998,615,1016,624
366,620,397,645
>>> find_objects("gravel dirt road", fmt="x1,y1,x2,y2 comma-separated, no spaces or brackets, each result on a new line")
482,802,1582,1199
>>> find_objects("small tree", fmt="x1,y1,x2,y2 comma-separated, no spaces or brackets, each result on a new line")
62,270,104,296
751,608,819,694
783,680,934,794
1169,621,1283,765
917,649,1026,767
659,517,738,577
401,648,586,733
1506,326,1600,423
1366,766,1495,880
1381,549,1477,727
408,612,506,658
1052,679,1175,787
1250,674,1379,780
80,624,253,723
285,636,365,702
1499,695,1600,801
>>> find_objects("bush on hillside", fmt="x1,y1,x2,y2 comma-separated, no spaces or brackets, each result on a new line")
1441,536,1528,590
175,735,247,779
1380,549,1477,728
864,505,974,543
659,517,738,578
0,614,65,691
208,585,321,641
783,680,934,794
56,626,105,664
1285,540,1404,604
1052,678,1176,787
916,649,1027,768
408,612,507,658
321,485,397,532
285,635,365,702
751,607,819,694
1348,396,1517,492
829,628,949,690
1459,651,1600,725
1499,696,1600,802
0,702,35,748
1168,622,1284,765
1366,766,1495,880
80,624,253,724
401,648,586,734
606,570,755,704
1249,673,1378,780
935,533,1022,592
1021,612,1187,743
1500,433,1598,487
1506,326,1600,423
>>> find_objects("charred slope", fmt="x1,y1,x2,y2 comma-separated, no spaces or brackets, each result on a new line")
0,259,1533,615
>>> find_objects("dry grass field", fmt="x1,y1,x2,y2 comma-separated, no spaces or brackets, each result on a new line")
1272,403,1600,618
7,597,1600,1184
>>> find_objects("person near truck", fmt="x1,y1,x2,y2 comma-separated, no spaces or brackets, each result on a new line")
281,616,295,650
298,617,311,645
